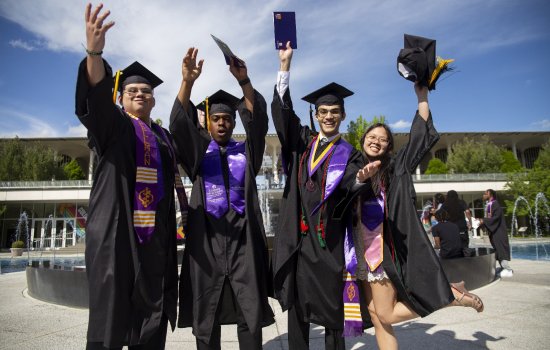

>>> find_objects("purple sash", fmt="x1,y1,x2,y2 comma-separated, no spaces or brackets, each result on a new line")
130,116,164,244
310,139,354,215
202,139,246,218
343,222,363,336
486,200,494,218
360,191,385,270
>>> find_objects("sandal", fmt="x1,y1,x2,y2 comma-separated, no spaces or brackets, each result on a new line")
451,282,484,313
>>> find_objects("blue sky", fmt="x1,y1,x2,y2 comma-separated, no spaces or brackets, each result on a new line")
0,0,549,137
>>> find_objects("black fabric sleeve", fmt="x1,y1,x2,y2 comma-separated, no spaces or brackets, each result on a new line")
271,86,312,170
239,90,268,175
169,98,211,180
483,201,503,232
75,58,127,156
393,112,440,175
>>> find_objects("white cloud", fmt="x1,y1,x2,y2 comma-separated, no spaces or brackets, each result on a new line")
531,119,550,130
389,119,411,130
66,124,87,137
0,107,57,137
9,39,38,51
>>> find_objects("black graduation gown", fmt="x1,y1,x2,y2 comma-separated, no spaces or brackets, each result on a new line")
483,200,511,261
271,87,362,330
349,113,455,317
169,91,274,343
75,59,178,347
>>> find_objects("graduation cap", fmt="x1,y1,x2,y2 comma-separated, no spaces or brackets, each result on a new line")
397,34,454,90
196,90,240,130
301,82,354,132
112,61,163,103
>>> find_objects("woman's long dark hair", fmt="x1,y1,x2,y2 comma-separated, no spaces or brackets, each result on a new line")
443,190,465,222
360,123,394,195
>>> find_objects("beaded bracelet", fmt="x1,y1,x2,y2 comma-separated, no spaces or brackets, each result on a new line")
86,48,103,56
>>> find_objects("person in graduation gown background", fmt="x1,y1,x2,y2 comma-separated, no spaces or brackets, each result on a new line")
271,41,372,350
169,47,274,350
350,79,485,350
76,4,186,349
480,189,513,277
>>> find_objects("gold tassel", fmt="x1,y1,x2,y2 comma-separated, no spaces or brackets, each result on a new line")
429,57,455,89
205,97,210,130
113,70,122,103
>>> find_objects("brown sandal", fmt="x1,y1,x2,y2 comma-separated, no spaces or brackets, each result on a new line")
451,282,484,313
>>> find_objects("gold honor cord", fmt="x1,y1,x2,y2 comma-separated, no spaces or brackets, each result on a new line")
113,70,122,103
309,135,341,171
429,57,454,88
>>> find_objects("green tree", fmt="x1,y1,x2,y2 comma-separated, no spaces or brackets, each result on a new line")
0,138,65,181
500,150,523,173
446,137,503,173
425,158,448,174
345,115,386,151
505,142,550,217
64,159,86,180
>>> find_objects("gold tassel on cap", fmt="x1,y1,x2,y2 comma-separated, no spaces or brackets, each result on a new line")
429,57,455,89
113,70,122,103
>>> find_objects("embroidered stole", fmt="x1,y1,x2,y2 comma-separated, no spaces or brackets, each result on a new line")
358,191,385,271
201,139,246,218
486,200,494,218
343,222,363,336
129,114,188,244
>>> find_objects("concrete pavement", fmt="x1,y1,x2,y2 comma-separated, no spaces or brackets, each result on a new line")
0,259,549,349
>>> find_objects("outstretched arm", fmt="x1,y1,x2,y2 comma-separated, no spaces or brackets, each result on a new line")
229,57,254,113
415,83,429,121
177,47,204,111
84,3,115,86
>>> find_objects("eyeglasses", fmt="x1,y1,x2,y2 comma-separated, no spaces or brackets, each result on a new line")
365,135,389,145
124,87,153,97
317,108,342,119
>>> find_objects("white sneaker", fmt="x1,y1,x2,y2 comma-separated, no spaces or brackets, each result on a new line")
500,269,514,278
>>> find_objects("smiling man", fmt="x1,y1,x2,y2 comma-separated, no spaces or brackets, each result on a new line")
270,42,364,350
76,4,187,350
169,48,274,350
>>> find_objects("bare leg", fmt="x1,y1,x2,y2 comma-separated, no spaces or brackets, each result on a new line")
370,279,420,325
363,280,398,350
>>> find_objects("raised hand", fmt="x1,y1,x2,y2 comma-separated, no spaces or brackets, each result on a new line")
229,57,248,82
85,3,114,54
182,47,204,83
279,41,293,71
356,160,381,183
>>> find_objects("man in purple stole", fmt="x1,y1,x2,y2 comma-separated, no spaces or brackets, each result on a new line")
169,48,274,350
76,4,184,349
271,42,364,350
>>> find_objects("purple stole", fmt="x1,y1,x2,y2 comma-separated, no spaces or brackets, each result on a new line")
129,114,189,244
486,200,494,218
201,139,246,218
309,137,354,215
343,222,363,336
359,191,385,270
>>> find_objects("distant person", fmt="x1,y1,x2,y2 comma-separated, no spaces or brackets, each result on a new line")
432,209,464,259
480,189,513,277
77,4,187,349
434,192,445,210
420,201,435,245
441,190,472,249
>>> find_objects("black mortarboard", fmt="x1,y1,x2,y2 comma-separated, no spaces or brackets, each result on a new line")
301,82,353,132
196,90,240,129
397,34,454,90
113,61,163,94
302,82,354,109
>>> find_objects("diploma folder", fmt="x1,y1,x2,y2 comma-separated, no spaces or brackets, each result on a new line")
210,34,245,68
273,12,297,49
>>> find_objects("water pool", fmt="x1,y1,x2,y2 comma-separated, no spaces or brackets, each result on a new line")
0,257,85,274
511,242,550,261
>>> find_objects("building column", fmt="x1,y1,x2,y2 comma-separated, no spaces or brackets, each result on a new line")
272,147,279,184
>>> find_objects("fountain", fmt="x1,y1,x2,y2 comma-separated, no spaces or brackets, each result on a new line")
511,193,550,237
510,196,535,237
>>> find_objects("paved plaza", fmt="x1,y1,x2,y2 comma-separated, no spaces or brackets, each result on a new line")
0,258,549,349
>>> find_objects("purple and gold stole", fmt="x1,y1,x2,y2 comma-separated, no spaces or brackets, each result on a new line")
129,114,188,244
359,191,385,271
201,139,246,218
486,200,494,218
309,137,354,216
343,222,363,336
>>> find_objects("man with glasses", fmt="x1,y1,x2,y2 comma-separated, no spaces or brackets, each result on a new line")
271,42,366,350
75,4,186,349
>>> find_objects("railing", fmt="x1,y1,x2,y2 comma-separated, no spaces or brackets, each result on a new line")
412,173,515,182
0,172,520,190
